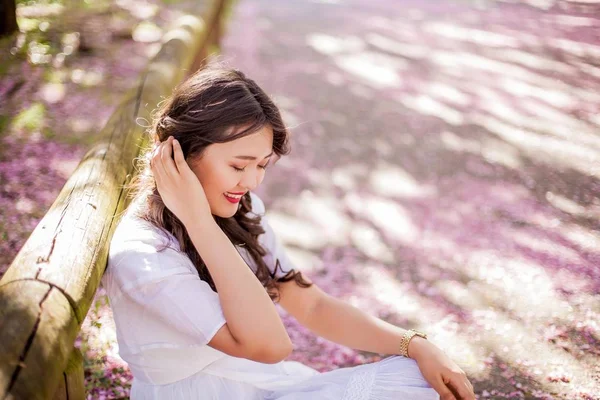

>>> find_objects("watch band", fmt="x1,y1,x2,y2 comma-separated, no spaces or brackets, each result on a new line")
399,329,428,358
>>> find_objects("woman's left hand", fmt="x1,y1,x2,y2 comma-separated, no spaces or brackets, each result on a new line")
409,337,476,400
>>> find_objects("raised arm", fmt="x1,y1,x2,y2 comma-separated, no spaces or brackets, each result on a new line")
151,136,292,363
188,218,292,363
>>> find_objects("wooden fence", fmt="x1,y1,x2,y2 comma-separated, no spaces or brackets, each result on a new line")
0,0,234,398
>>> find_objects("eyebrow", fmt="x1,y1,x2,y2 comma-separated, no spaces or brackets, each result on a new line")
234,151,273,161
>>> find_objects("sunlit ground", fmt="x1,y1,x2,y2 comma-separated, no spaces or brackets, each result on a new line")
1,0,600,399
219,0,600,398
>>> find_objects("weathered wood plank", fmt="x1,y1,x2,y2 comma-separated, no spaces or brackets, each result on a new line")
0,1,231,397
51,348,85,400
0,280,78,400
0,14,210,322
0,280,50,395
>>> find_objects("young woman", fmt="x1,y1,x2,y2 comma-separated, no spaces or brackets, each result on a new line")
102,65,476,400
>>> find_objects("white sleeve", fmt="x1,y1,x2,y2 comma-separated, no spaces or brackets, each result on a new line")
249,192,298,280
108,241,226,346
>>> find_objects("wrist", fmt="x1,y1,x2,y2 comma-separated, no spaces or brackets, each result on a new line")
181,210,214,228
398,329,428,359
407,336,429,359
182,213,219,242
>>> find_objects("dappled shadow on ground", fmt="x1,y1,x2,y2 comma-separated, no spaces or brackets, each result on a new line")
222,0,600,398
3,0,599,397
0,1,163,278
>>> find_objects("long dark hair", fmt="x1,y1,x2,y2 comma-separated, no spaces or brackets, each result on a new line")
127,65,311,301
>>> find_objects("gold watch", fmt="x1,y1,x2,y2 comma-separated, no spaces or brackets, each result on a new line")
399,329,427,358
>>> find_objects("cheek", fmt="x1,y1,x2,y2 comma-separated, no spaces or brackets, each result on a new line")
258,172,266,186
203,165,238,193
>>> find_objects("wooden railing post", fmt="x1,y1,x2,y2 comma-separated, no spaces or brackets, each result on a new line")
0,1,236,399
188,0,236,75
51,348,85,400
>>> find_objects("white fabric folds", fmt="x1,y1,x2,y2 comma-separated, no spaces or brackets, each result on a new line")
102,192,439,399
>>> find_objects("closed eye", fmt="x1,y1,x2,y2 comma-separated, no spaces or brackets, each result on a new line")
232,162,270,173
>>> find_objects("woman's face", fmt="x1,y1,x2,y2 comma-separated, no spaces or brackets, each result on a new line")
189,125,274,218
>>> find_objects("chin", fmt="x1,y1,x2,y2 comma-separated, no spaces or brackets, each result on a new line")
210,195,241,218
212,208,238,219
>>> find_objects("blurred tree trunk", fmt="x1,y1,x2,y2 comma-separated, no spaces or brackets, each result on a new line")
0,0,19,37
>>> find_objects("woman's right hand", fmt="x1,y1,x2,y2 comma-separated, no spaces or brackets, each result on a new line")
150,136,212,225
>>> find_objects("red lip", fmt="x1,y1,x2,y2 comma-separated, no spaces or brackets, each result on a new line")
224,193,241,203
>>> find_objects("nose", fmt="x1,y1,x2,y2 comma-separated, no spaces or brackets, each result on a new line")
239,168,262,191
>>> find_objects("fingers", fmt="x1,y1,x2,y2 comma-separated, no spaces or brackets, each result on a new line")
151,136,178,176
172,138,187,174
452,375,475,400
151,137,174,184
160,136,176,179
448,370,475,400
150,142,167,183
429,376,457,400
444,372,476,400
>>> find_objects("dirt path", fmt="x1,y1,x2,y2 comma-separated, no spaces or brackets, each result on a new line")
219,0,600,398
2,0,599,398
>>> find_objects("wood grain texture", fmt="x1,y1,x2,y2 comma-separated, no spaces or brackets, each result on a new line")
51,348,84,400
0,1,234,398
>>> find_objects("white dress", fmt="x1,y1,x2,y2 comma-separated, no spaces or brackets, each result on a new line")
101,192,440,400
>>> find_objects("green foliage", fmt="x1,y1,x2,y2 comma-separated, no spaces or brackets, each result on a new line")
91,321,103,329
43,68,66,84
0,115,11,136
42,127,56,139
13,102,46,132
16,17,41,32
17,0,63,5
